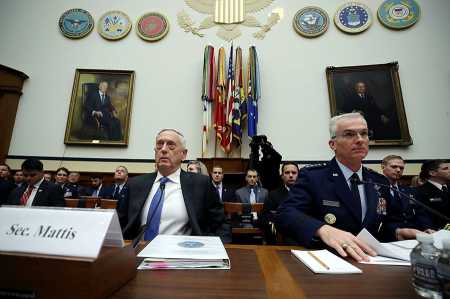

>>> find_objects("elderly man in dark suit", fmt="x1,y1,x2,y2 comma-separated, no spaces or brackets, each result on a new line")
277,113,420,261
84,81,122,140
7,159,65,207
119,129,230,243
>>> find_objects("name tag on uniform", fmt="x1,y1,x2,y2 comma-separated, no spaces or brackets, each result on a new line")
322,200,340,207
429,197,443,202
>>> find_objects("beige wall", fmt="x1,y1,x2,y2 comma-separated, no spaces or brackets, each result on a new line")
1,0,449,166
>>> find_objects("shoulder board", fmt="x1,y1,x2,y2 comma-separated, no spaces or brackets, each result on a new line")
302,162,328,170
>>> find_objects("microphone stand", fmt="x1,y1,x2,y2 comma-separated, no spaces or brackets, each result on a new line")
358,179,450,226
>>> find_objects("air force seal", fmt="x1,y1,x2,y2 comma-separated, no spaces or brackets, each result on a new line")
378,0,420,30
293,6,329,38
334,2,372,34
324,213,337,225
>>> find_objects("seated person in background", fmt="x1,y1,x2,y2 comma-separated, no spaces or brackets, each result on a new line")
43,172,53,182
13,170,25,188
64,171,87,197
7,158,65,207
410,175,424,188
277,113,420,262
88,174,104,197
0,163,16,205
260,162,299,243
417,160,450,229
54,167,69,187
186,160,208,175
211,166,235,202
118,129,231,242
235,169,268,204
101,166,129,202
381,155,434,234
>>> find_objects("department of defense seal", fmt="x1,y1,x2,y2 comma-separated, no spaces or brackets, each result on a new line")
324,213,337,225
59,8,94,39
293,6,329,38
98,10,132,40
378,0,420,30
334,2,372,34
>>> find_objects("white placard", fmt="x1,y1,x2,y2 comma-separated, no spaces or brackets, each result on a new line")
0,206,124,260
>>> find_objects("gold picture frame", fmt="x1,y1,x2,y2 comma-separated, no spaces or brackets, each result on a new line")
64,69,135,146
326,62,412,146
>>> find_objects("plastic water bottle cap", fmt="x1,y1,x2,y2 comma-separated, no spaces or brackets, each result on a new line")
442,239,450,250
416,233,434,244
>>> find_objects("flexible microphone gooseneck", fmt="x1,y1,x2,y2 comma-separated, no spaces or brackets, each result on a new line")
355,178,450,225
132,224,148,249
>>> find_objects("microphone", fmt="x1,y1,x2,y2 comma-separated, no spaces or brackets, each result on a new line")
357,178,450,225
132,224,148,249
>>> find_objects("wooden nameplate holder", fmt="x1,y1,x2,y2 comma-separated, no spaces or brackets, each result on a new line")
0,245,136,299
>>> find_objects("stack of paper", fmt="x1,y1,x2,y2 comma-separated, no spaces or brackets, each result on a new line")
357,229,450,266
291,249,362,274
137,235,230,270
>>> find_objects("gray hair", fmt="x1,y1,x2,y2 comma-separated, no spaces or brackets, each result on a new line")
329,113,366,138
156,129,186,149
115,165,129,174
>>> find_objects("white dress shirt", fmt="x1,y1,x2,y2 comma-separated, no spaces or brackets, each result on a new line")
140,168,191,235
26,177,45,207
336,159,367,221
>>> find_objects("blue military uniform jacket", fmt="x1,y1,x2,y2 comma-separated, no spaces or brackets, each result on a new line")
384,185,434,233
276,158,393,247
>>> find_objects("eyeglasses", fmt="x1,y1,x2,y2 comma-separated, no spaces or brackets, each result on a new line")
333,130,372,140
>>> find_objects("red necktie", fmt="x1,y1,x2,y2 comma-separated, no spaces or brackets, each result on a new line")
20,185,34,205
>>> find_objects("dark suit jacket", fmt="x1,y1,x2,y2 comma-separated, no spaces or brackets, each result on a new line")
384,185,434,232
417,181,450,229
276,158,395,247
7,180,65,207
261,185,289,227
235,186,268,204
119,171,231,243
214,184,235,202
0,179,16,205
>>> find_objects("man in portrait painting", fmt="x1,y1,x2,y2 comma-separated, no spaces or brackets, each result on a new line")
339,81,401,140
84,81,122,140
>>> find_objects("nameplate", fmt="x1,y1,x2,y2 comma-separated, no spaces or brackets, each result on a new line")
0,206,124,260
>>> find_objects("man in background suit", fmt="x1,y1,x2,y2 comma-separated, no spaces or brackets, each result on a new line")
211,166,235,202
0,163,15,205
260,162,299,243
7,159,65,207
235,169,268,204
119,129,230,242
381,155,434,234
417,159,450,229
277,113,420,261
13,170,25,188
101,165,129,228
84,81,122,140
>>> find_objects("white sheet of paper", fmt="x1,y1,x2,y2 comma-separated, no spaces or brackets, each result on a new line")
360,256,411,266
356,228,410,261
291,249,362,274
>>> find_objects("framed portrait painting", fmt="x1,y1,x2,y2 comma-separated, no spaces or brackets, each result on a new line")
326,62,412,146
64,69,135,146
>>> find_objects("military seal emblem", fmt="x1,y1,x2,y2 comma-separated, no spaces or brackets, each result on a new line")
293,6,329,38
137,12,169,42
334,2,372,34
378,0,420,29
59,8,94,39
98,10,132,40
324,213,337,225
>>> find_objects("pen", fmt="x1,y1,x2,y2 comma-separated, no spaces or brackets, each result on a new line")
308,251,330,270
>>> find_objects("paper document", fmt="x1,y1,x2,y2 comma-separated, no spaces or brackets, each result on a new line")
360,256,411,266
291,249,362,274
357,229,411,262
137,235,230,270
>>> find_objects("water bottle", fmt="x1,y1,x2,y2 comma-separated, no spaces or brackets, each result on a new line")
411,233,442,299
437,239,450,299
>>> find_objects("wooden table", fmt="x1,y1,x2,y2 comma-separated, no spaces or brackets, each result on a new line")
110,244,419,299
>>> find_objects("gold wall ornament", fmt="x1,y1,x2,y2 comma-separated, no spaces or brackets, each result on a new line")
178,0,281,41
